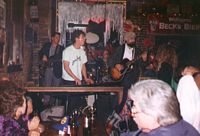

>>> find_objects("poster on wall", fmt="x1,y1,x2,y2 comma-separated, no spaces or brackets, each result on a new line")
0,0,5,28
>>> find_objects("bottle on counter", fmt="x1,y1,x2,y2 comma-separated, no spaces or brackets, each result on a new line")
70,111,79,136
83,116,91,136
65,125,71,136
70,119,78,136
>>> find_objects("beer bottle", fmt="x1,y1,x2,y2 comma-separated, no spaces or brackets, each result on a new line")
83,116,91,136
65,125,71,136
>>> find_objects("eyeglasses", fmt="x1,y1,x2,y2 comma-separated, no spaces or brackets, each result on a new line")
126,99,133,111
128,100,143,116
131,107,144,118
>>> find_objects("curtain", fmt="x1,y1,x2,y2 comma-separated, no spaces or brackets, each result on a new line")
58,2,125,46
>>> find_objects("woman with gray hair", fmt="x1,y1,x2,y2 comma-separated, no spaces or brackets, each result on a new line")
127,79,200,136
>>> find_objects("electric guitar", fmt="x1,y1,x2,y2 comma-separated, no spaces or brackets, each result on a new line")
111,59,135,81
39,55,62,77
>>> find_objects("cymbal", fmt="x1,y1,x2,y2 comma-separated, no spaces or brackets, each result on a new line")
86,32,99,44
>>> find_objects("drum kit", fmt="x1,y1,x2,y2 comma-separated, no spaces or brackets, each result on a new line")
85,32,112,84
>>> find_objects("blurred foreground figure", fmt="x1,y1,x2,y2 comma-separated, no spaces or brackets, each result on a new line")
177,66,200,133
0,80,41,136
128,79,200,136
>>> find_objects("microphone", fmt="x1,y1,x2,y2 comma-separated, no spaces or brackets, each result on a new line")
68,23,88,28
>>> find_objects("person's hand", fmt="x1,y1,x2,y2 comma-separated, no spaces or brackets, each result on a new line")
115,64,124,71
111,67,122,80
37,124,45,133
181,66,199,76
85,78,94,85
28,116,40,131
28,130,40,136
42,55,48,62
146,63,154,70
74,78,81,85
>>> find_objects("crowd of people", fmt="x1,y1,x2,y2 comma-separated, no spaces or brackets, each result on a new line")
38,25,200,135
1,19,200,136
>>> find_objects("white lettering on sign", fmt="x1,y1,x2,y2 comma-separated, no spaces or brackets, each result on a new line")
159,23,182,30
184,24,200,30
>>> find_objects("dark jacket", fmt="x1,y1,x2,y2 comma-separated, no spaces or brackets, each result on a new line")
108,44,140,68
130,120,200,136
108,44,140,114
157,62,173,85
39,42,64,78
108,44,125,68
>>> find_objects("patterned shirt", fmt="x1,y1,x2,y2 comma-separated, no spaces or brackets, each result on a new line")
0,115,27,136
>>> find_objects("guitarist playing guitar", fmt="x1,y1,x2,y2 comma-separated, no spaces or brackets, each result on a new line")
111,58,136,81
107,28,140,135
39,32,64,86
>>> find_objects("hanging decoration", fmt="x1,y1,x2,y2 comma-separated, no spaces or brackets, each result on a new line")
57,2,125,46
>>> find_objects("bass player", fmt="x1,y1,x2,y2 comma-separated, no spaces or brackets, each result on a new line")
39,32,64,86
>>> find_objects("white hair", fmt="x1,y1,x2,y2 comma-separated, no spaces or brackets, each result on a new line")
128,79,181,126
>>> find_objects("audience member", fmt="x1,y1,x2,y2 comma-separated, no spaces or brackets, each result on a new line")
194,71,200,89
137,49,148,74
176,66,200,133
128,79,200,136
155,44,178,85
0,80,40,136
137,49,156,78
18,95,45,134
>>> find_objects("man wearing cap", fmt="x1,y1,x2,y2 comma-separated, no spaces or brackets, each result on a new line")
108,31,140,103
106,24,140,135
108,32,138,69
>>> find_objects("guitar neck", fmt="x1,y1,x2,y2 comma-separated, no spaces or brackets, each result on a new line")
126,59,135,67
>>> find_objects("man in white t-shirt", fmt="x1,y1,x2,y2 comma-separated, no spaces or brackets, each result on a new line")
62,30,94,114
62,30,94,86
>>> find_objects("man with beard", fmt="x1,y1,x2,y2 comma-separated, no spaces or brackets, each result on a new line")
106,31,140,135
108,31,140,105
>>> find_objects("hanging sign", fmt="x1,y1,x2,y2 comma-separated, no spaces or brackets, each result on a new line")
147,14,200,35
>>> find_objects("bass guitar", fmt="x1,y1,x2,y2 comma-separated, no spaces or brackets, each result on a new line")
111,59,135,81
39,55,62,77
